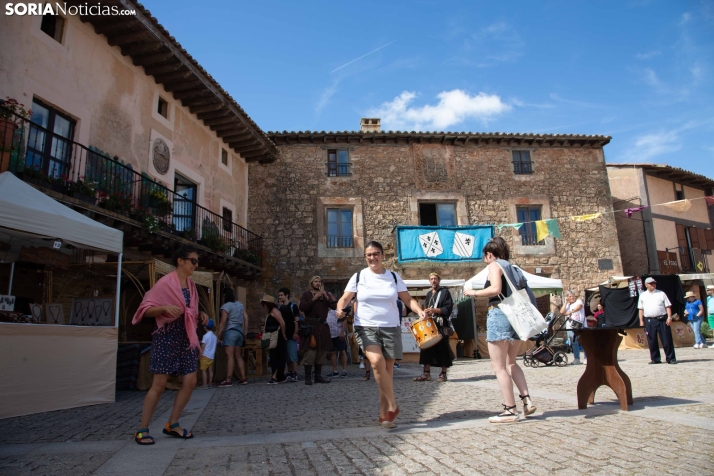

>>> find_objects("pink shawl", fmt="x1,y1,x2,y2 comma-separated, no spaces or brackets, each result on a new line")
132,271,200,349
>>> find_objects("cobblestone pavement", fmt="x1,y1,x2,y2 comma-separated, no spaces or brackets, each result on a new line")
1,346,713,475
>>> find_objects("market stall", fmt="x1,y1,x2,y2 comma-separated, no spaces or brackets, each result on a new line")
465,267,563,357
0,172,123,419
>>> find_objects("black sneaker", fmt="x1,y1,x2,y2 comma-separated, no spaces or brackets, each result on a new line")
331,371,339,377
667,360,678,365
267,378,279,385
648,361,662,365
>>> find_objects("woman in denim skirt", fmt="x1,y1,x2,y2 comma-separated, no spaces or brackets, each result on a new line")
464,237,537,423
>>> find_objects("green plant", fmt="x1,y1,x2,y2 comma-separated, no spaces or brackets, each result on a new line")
701,322,713,339
23,165,47,180
99,192,133,214
180,228,198,242
65,175,97,196
234,248,259,265
0,98,32,121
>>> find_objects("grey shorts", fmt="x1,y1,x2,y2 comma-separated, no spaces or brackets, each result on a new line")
354,326,403,360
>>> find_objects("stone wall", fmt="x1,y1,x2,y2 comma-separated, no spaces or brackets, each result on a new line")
246,142,623,327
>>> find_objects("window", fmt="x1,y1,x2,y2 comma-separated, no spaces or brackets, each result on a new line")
512,150,533,175
40,14,64,43
674,184,684,201
222,207,232,232
25,99,75,178
419,203,457,226
327,149,350,176
326,208,353,248
517,206,544,245
173,174,197,232
221,149,228,166
157,97,168,119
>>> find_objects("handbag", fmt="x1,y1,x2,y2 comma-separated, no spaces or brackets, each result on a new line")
494,262,547,341
260,314,279,350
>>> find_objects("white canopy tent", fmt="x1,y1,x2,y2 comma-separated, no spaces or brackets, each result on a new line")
0,172,124,418
464,266,563,297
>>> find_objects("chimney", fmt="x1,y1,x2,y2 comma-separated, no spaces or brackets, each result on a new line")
360,118,380,132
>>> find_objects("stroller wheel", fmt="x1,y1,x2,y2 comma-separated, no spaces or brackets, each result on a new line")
553,351,568,367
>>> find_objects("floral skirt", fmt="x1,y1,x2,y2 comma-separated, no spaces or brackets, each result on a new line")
149,317,198,376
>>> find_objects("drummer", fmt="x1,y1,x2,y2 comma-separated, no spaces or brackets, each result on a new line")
414,272,455,383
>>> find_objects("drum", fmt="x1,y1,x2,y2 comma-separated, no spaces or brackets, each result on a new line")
410,317,443,349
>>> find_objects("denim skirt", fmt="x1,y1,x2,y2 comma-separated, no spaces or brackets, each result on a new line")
486,307,519,343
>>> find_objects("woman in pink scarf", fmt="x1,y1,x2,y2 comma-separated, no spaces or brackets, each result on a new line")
132,245,208,445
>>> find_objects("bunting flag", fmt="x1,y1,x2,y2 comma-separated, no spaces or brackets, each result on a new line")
660,199,692,212
571,212,602,222
496,223,523,230
697,261,704,272
535,219,561,242
624,206,648,218
704,196,714,206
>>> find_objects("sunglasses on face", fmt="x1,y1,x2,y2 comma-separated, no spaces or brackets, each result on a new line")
182,257,199,265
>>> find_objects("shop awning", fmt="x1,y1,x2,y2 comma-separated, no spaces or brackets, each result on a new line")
0,172,123,253
464,266,563,297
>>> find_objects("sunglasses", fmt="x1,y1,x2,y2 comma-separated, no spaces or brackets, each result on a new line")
182,257,199,265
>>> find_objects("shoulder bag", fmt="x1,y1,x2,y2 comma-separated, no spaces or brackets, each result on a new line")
261,314,279,350
494,262,547,341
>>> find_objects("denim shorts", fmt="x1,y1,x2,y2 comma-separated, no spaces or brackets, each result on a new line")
286,339,299,363
486,307,519,342
355,326,403,360
223,328,244,347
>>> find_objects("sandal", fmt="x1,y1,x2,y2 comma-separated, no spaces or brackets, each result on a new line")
520,394,536,416
413,371,431,382
380,407,400,429
436,372,447,382
362,370,371,381
488,404,520,424
134,427,154,445
162,421,193,439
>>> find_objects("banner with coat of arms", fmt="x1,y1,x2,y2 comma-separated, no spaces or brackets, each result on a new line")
396,225,494,263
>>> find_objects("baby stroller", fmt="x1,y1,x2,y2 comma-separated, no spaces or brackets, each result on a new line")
522,312,569,367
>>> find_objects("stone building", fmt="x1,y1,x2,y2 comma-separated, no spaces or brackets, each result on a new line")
607,164,714,276
247,119,624,321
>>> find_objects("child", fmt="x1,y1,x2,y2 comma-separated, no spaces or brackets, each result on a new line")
198,319,217,389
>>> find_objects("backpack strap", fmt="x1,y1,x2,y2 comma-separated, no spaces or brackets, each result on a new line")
355,269,398,298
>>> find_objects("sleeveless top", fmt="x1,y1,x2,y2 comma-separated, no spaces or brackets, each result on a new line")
483,259,537,306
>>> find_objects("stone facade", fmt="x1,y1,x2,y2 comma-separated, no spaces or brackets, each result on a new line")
246,132,623,324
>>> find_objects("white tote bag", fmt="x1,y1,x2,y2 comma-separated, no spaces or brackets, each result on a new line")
494,262,547,341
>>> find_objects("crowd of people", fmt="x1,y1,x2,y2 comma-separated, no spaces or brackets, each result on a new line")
129,242,714,443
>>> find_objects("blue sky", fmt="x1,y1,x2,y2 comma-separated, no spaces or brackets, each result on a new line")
145,0,714,178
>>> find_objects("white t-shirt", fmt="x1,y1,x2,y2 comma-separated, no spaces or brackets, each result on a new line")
565,299,586,329
201,331,217,359
346,268,407,327
637,289,671,317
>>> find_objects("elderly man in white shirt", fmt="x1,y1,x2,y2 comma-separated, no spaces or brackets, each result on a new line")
638,277,677,365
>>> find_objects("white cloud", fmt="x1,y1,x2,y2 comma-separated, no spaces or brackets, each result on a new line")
315,80,339,113
462,21,524,66
627,130,682,161
679,12,691,26
368,89,511,131
635,50,660,59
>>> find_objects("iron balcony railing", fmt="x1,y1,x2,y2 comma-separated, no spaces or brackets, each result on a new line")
513,161,533,175
326,161,352,177
0,104,262,267
679,247,711,273
327,235,354,248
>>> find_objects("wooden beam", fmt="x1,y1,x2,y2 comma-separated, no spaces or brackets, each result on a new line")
181,96,214,107
144,62,184,76
190,103,223,114
212,123,242,133
151,69,192,82
94,19,135,35
229,138,259,149
121,41,163,56
173,89,211,100
234,144,264,155
107,30,149,47
132,51,175,66
220,131,253,142
204,116,237,127
164,80,202,93
241,149,266,158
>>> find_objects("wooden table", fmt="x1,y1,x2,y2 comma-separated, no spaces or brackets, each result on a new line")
573,328,633,411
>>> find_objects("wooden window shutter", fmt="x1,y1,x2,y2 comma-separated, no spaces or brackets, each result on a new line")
676,224,688,249
704,228,714,251
689,227,700,248
696,228,707,251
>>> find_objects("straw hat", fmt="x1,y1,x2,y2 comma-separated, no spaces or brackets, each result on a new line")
707,285,714,291
684,291,696,299
260,294,277,306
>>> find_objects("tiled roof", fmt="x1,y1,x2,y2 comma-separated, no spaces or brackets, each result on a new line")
266,130,611,147
607,163,714,189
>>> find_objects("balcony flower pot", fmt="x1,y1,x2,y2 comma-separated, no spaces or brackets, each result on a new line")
48,181,67,194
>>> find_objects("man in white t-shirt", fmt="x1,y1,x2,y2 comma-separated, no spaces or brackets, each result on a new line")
638,277,676,364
